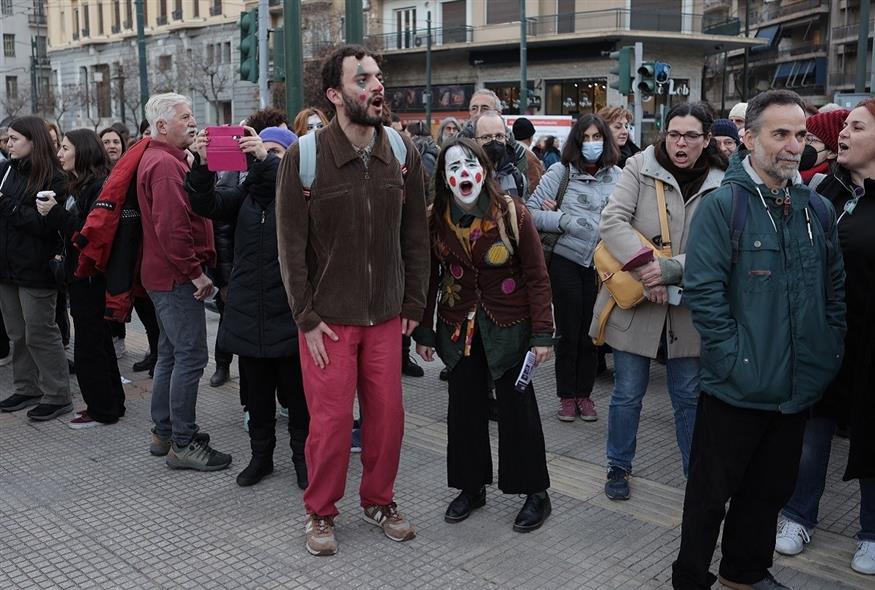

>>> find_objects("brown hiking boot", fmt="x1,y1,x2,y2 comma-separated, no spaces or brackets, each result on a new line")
362,502,416,542
305,514,337,556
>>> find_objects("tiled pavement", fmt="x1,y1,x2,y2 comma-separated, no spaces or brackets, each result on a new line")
0,312,868,590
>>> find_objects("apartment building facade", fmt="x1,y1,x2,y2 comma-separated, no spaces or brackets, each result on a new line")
0,0,50,124
703,0,873,108
46,0,260,133
364,0,756,132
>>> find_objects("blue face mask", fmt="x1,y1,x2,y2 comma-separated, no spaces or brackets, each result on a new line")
581,141,604,162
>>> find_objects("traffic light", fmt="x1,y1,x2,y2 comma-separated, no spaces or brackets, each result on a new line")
608,45,634,96
655,62,672,85
272,27,285,82
637,62,656,96
239,9,259,83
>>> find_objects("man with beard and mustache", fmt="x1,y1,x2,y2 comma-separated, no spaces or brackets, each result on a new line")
276,45,429,557
673,90,846,589
137,93,231,472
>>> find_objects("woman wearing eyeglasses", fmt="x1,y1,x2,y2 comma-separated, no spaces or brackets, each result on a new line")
591,103,727,501
775,99,875,575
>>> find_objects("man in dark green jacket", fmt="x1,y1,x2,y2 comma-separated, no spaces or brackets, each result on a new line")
672,90,846,590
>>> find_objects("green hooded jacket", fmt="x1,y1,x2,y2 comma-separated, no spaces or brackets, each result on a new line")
683,154,846,413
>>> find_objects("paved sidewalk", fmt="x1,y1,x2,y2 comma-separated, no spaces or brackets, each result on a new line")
0,313,867,589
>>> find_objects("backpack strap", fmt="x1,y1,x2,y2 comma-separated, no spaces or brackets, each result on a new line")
383,126,408,178
496,195,520,255
804,188,836,301
554,164,571,209
297,131,318,199
299,126,408,199
808,173,827,192
729,183,749,265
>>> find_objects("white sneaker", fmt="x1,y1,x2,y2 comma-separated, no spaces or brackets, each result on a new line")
775,518,811,556
242,410,250,431
852,540,875,575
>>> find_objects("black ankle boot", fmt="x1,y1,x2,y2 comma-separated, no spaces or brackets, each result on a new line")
133,352,157,373
210,364,230,387
444,486,486,523
289,427,309,490
236,426,275,487
513,491,551,532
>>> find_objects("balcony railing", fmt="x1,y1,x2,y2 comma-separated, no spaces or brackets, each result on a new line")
172,9,182,21
833,19,875,42
830,70,872,88
367,26,474,52
28,13,47,26
369,10,742,53
753,0,828,23
157,15,168,25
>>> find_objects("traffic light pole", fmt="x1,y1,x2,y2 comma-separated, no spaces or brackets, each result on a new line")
284,0,304,117
519,0,528,113
258,0,269,108
345,0,362,44
425,11,432,130
135,0,149,123
633,42,643,147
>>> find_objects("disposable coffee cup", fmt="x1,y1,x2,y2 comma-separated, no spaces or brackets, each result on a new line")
36,190,55,202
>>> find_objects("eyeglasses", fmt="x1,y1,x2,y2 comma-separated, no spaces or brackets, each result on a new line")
476,133,506,143
666,131,705,142
469,104,495,115
804,135,824,145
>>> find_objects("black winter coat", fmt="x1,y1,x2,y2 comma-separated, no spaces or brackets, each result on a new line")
210,170,239,288
0,158,66,288
816,168,875,480
51,177,106,283
185,154,298,358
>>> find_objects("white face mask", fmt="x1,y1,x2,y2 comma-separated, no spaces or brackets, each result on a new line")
444,145,484,206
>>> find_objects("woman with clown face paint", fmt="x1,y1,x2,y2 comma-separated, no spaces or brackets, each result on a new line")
412,137,555,533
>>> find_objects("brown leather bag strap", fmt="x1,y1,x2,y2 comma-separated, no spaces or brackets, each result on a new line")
655,180,672,256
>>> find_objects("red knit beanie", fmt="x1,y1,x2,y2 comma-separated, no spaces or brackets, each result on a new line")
806,109,849,154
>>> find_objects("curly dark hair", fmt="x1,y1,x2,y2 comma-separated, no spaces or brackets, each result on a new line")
320,44,381,105
246,107,289,133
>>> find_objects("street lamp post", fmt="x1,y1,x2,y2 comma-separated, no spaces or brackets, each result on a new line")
426,11,432,129
283,0,304,117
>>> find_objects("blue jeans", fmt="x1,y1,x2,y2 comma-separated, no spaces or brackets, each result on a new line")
782,416,875,541
607,350,700,476
148,283,208,447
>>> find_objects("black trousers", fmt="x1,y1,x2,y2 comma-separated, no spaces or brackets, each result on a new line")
447,333,550,494
214,293,233,368
238,355,309,432
133,295,160,355
0,307,8,358
549,254,598,399
56,289,69,346
671,393,807,589
69,277,125,422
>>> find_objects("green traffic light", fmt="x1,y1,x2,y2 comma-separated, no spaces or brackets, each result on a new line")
239,9,259,83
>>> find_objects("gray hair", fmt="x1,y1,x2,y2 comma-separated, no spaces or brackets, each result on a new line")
745,90,805,134
818,102,843,113
470,88,501,111
145,93,192,130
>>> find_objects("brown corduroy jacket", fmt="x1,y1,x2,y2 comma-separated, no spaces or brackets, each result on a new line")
275,119,430,333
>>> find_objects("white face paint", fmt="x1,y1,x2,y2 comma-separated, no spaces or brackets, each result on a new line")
444,145,484,206
306,114,324,134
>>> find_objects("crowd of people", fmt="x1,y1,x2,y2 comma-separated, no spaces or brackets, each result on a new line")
0,43,872,588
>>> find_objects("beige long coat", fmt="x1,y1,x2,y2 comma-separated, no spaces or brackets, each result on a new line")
588,145,724,359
